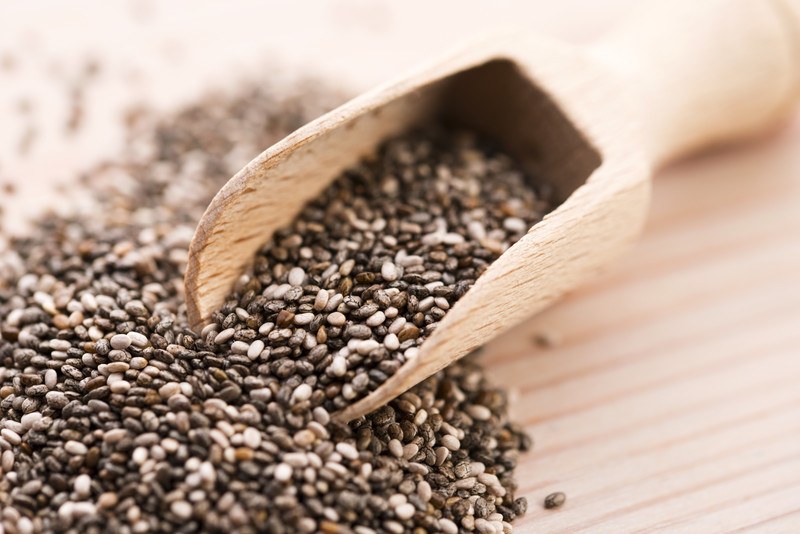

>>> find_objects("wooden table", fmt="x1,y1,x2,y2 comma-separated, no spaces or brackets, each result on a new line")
2,2,799,532
487,117,800,532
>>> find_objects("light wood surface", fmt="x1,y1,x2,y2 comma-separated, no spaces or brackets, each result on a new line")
492,116,800,532
2,2,800,531
185,0,800,422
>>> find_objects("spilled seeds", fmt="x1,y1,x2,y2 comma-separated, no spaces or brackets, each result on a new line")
0,79,539,533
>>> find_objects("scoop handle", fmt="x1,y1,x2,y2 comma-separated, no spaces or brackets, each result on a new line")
592,0,800,168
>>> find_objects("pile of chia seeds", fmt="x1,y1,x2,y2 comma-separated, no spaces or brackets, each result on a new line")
0,79,543,533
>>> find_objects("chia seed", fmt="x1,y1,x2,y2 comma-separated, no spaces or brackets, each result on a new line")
544,491,566,509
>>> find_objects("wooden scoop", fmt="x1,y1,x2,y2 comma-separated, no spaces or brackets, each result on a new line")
186,0,800,422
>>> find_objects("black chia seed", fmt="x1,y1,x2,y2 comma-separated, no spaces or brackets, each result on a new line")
544,492,566,510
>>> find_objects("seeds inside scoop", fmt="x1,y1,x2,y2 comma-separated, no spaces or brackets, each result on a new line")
211,126,554,412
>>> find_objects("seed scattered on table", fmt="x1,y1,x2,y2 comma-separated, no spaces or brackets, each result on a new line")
544,491,567,509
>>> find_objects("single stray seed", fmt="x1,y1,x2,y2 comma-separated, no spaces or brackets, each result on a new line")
544,491,566,509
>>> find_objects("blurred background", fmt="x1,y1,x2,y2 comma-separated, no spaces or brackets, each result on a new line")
0,0,634,233
2,1,799,532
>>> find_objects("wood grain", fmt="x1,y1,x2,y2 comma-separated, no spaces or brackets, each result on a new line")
482,117,800,532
